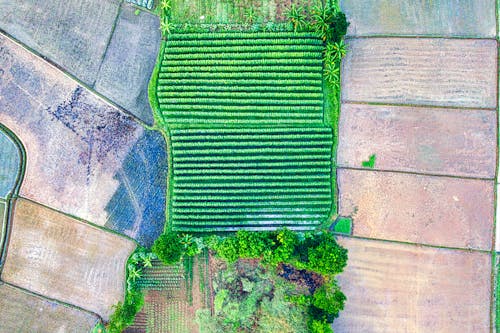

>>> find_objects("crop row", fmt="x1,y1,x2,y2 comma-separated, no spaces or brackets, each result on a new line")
164,44,324,55
161,58,322,67
167,32,319,40
158,78,322,87
171,127,331,135
163,51,321,60
159,98,322,107
157,90,322,99
157,84,321,93
158,72,321,81
166,37,322,47
160,65,321,74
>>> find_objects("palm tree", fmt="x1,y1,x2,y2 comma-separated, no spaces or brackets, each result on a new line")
160,16,174,35
332,40,347,60
286,4,307,32
324,62,340,88
141,252,155,268
311,4,335,41
128,266,143,282
324,40,347,62
160,0,171,13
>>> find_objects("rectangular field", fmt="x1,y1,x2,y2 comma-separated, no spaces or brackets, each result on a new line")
170,127,333,231
340,0,496,37
0,198,136,320
332,237,491,332
341,38,498,109
157,31,333,232
337,169,494,250
158,32,324,126
0,283,99,333
337,103,497,178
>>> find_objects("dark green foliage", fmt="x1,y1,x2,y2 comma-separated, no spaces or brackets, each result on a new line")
312,282,346,318
329,12,349,43
362,154,376,169
107,291,145,333
107,248,149,333
306,233,348,275
152,231,183,264
310,4,349,43
308,319,333,333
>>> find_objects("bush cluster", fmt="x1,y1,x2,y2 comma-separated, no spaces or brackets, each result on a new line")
209,229,348,333
209,229,347,275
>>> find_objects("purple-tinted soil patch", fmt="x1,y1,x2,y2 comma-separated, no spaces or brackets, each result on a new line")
0,34,167,243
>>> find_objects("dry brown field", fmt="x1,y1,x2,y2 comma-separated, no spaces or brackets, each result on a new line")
341,38,497,109
337,169,494,250
332,236,492,332
340,0,496,38
0,283,99,333
337,103,497,178
0,198,136,320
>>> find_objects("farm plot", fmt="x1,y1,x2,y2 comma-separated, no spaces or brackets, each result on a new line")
158,32,324,126
157,32,332,232
340,0,496,38
170,0,322,24
337,169,494,250
341,38,498,109
337,103,497,179
0,34,167,246
126,255,211,333
171,127,333,231
332,237,491,332
0,198,136,320
0,283,99,333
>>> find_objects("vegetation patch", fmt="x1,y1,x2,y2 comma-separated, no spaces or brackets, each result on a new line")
333,217,352,235
202,229,348,332
361,154,376,169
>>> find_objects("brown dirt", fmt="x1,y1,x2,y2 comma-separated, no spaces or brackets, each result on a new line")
332,236,491,332
338,169,494,250
0,198,136,320
341,38,497,109
0,283,99,333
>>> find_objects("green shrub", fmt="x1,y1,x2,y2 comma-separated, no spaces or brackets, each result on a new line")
152,231,183,265
306,233,348,275
312,282,346,317
308,319,333,333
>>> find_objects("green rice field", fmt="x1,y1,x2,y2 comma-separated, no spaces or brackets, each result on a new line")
155,32,333,232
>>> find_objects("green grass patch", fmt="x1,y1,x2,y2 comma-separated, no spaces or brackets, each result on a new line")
362,154,376,169
333,217,352,235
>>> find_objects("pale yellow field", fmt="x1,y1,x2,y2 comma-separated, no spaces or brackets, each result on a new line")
1,198,136,320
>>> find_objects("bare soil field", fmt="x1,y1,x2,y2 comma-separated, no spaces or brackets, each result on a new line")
332,236,491,333
1,198,136,320
0,34,167,246
0,283,99,333
338,169,494,250
340,0,496,37
337,103,497,178
0,1,160,124
341,38,497,109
